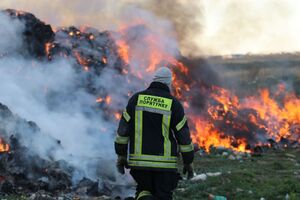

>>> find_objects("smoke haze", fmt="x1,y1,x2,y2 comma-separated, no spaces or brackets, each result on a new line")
0,6,178,195
1,0,300,55
0,11,119,185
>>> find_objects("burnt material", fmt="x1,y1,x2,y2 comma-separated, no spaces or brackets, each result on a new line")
0,103,72,194
4,9,54,58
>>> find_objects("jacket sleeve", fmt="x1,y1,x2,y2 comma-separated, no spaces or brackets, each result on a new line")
171,99,194,164
114,95,135,156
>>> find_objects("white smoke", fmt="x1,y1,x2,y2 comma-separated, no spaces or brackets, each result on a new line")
0,4,179,198
0,13,24,54
0,12,117,182
0,57,117,181
2,0,300,55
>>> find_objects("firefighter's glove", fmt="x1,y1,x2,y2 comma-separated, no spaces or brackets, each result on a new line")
116,155,129,174
183,163,194,180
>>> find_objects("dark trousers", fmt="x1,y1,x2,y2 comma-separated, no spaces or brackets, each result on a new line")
130,169,180,200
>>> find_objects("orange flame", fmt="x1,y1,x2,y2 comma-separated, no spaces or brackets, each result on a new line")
102,57,107,64
191,117,250,153
74,51,89,71
0,138,9,153
96,97,104,103
116,24,189,76
105,96,112,105
45,42,55,58
190,85,300,152
239,88,298,142
116,40,130,64
113,22,300,152
114,112,121,120
89,34,95,40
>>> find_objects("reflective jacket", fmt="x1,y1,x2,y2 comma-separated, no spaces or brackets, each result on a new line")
115,82,194,171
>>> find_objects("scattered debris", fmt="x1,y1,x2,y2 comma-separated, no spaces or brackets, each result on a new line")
191,174,207,182
191,172,222,182
206,172,222,177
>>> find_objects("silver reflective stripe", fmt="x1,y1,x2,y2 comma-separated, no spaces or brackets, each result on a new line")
129,160,177,169
135,106,171,116
134,110,143,155
129,154,177,162
162,114,171,157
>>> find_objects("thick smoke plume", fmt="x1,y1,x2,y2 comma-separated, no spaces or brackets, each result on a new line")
1,0,300,55
0,12,115,182
0,0,201,56
0,6,181,196
131,0,202,56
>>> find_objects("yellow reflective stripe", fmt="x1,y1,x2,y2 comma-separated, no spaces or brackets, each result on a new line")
137,94,173,111
115,135,129,144
129,154,177,162
179,143,194,152
137,191,152,200
129,160,177,169
123,110,130,122
176,116,187,131
134,110,143,155
162,114,171,157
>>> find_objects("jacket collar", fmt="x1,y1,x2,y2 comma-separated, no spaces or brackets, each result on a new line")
148,81,170,93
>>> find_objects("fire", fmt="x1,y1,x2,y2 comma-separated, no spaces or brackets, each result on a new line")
114,112,121,120
73,51,89,71
96,96,112,105
27,12,300,153
189,85,300,152
102,57,107,64
96,97,104,103
75,30,81,36
174,61,189,75
106,22,300,152
89,34,95,40
191,117,250,153
116,40,130,64
45,42,55,58
0,138,9,153
105,96,112,105
115,23,189,76
83,66,89,71
239,87,299,142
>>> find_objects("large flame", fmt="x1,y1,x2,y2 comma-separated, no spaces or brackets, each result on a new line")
114,23,300,152
240,86,300,143
190,84,300,152
42,20,299,152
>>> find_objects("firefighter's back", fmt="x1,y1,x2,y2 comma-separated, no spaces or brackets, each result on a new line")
128,82,179,171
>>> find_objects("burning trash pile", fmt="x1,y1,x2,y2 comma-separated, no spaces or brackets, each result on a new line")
0,103,72,194
0,8,299,198
0,9,135,198
190,84,300,153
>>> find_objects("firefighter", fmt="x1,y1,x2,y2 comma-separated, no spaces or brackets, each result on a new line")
115,67,194,200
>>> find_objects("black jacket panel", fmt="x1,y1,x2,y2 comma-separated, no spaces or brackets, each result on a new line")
115,82,194,170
